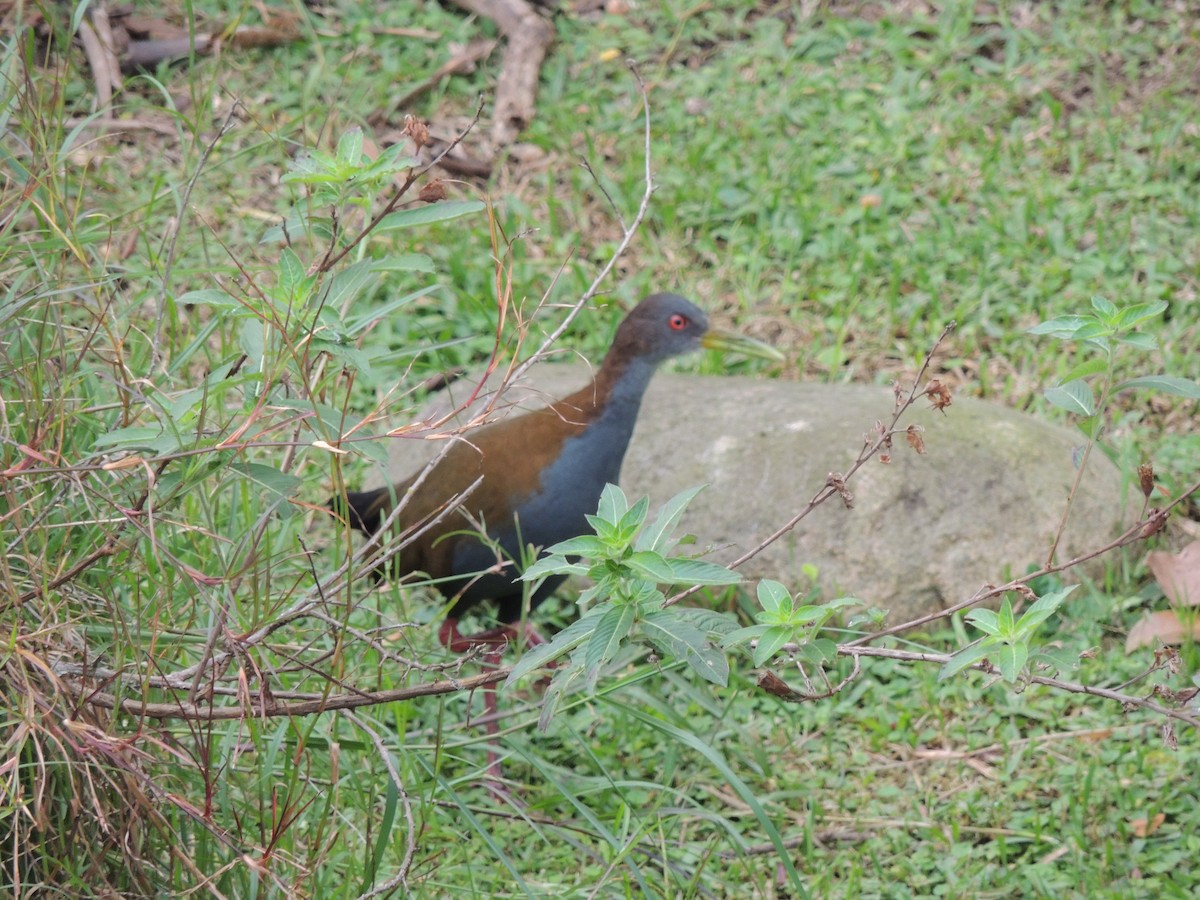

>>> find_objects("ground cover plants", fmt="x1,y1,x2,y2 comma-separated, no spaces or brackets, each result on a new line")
3,0,1199,895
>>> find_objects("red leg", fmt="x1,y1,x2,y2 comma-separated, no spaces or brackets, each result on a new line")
437,618,547,779
438,617,547,653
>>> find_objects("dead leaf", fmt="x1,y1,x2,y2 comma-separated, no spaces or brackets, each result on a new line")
1128,541,1200,651
1147,541,1200,608
1130,813,1165,838
1125,610,1200,652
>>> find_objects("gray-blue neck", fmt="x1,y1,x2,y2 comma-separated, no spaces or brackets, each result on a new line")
510,356,662,547
601,355,659,423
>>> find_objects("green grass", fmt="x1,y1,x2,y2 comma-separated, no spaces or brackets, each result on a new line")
2,0,1198,895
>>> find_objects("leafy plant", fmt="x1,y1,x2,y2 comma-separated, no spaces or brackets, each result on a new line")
940,587,1076,683
1029,297,1200,565
506,484,741,726
1030,297,1200,428
722,578,860,667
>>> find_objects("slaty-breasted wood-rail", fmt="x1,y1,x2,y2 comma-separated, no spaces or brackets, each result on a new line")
330,294,778,762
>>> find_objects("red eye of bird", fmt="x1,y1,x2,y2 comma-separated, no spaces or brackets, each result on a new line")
668,313,689,331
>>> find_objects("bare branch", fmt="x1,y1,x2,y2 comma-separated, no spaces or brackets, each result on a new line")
71,667,509,721
666,321,959,608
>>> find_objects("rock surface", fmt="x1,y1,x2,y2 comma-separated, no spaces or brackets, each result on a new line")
375,365,1133,624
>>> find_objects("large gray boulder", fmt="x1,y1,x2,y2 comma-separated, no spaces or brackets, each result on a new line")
376,365,1131,624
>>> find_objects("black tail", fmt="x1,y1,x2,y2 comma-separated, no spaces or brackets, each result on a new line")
328,487,391,536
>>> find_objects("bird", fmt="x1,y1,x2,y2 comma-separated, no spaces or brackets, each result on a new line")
330,293,779,768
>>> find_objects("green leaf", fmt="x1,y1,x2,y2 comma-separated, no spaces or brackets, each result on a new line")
666,558,741,586
684,643,729,686
1015,585,1075,634
318,260,376,315
504,611,600,687
938,641,992,680
1114,300,1167,330
538,661,584,732
583,513,619,546
372,141,419,172
824,596,863,611
370,254,437,273
615,495,650,543
282,151,341,184
623,551,676,584
847,608,888,629
1116,332,1159,351
720,624,770,648
792,604,838,625
756,579,792,616
1071,320,1112,345
797,642,825,666
624,579,661,607
1116,375,1200,399
1056,357,1108,385
230,463,302,499
91,426,181,454
997,596,1016,636
595,483,628,526
1075,418,1102,440
1090,295,1118,321
1044,379,1095,416
577,572,621,606
752,625,792,666
177,288,246,311
260,213,334,244
1027,315,1090,339
309,338,378,377
276,247,312,307
641,611,728,686
91,426,161,450
634,485,705,553
375,200,486,231
965,608,1000,636
1031,646,1079,675
165,386,207,424
671,607,739,636
807,637,838,663
520,556,589,581
993,641,1029,683
583,603,636,689
336,127,364,166
639,610,702,653
543,535,609,558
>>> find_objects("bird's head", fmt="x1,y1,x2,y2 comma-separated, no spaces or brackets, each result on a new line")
609,293,782,366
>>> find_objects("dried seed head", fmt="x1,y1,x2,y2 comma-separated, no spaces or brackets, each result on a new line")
1137,463,1155,499
924,378,953,412
418,178,447,203
826,472,854,508
757,670,800,701
1140,508,1168,538
403,114,430,149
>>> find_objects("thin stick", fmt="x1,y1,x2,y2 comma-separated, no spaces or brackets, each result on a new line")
665,321,958,608
507,62,657,384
